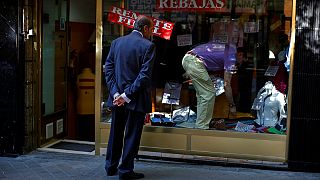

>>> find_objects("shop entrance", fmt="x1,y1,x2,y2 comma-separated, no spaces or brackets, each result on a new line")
40,0,96,146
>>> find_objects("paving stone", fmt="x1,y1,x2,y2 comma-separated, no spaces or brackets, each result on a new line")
0,150,320,180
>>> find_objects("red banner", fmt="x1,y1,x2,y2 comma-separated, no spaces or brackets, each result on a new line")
107,6,174,40
156,0,229,12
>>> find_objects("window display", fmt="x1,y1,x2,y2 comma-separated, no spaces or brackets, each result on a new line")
102,0,292,136
252,81,287,128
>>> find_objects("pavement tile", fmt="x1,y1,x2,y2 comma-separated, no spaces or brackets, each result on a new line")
1,150,320,180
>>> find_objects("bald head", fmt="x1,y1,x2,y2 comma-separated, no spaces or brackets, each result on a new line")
134,15,153,32
134,15,154,39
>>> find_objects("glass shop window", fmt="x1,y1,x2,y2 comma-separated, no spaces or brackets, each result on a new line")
101,0,293,135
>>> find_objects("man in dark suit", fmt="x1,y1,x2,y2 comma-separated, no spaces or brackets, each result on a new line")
104,15,155,179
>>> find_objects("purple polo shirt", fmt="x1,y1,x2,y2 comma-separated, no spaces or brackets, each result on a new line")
191,42,237,72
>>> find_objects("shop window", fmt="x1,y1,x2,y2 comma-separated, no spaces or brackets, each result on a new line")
42,0,68,115
101,0,293,136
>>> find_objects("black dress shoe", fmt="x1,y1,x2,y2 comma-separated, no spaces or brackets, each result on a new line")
106,168,117,176
119,171,144,179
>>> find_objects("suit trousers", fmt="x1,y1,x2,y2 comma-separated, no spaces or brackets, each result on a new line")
182,54,215,129
105,105,145,174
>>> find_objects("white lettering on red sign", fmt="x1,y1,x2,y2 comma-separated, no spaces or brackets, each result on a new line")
108,6,174,40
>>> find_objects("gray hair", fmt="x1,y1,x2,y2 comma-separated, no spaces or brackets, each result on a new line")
134,15,152,32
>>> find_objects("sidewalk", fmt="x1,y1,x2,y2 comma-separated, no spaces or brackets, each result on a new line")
1,150,320,180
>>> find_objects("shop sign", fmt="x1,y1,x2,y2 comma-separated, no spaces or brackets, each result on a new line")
177,34,192,46
212,35,228,43
264,66,279,77
156,0,266,14
156,0,229,12
127,0,156,16
107,6,174,40
270,20,282,32
235,0,267,14
244,22,259,33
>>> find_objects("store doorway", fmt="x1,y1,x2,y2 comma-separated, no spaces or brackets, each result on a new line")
67,0,96,142
40,0,96,146
41,0,69,144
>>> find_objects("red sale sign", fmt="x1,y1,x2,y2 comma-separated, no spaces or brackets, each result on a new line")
107,6,174,40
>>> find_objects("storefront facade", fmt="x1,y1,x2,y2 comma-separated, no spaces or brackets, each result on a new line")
1,0,320,172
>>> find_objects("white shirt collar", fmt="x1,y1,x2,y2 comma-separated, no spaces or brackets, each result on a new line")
132,30,143,38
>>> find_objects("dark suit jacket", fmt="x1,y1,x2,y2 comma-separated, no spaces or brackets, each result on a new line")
105,31,155,113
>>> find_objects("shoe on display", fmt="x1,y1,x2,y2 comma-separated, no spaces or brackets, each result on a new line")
210,119,227,131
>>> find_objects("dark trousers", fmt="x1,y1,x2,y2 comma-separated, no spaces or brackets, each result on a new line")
105,106,145,174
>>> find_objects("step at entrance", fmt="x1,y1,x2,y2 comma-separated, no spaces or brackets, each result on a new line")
38,140,95,155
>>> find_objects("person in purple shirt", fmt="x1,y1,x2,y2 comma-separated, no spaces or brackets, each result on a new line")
182,42,243,129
